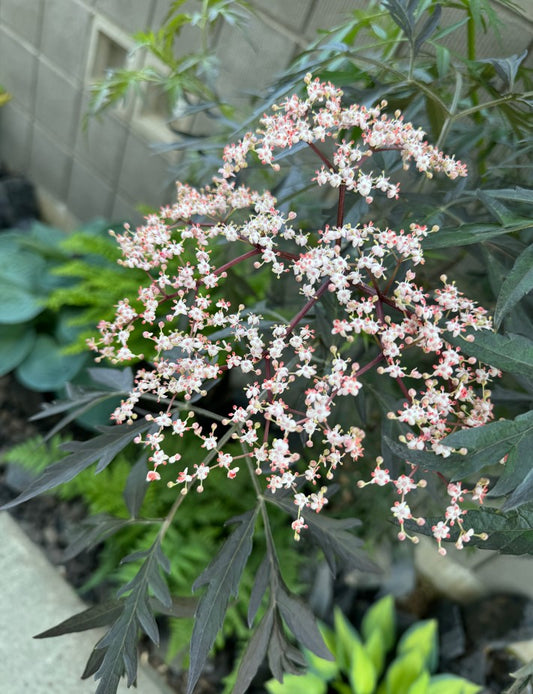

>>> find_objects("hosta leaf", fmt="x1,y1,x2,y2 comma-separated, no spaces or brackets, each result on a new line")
447,330,533,375
0,323,36,375
16,335,87,391
494,244,533,328
0,280,43,323
0,420,150,510
398,619,438,672
188,509,257,694
427,673,482,693
361,594,396,653
385,650,426,694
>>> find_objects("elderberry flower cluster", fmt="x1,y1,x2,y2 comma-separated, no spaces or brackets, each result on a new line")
89,75,498,552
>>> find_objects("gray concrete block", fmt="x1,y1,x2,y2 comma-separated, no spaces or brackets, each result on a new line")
0,0,44,46
29,124,71,201
34,61,82,148
74,106,128,185
216,19,295,103
111,193,145,227
0,512,170,693
304,0,360,38
95,0,154,33
40,0,93,81
66,158,115,222
0,102,33,173
117,132,175,211
0,29,37,111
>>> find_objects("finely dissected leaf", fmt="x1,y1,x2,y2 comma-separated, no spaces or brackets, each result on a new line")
421,507,533,554
494,244,533,328
81,637,107,679
94,538,171,693
0,420,150,510
234,608,274,694
504,468,533,511
268,613,307,682
34,601,124,638
423,220,532,249
123,456,149,518
248,554,270,627
266,495,378,574
188,509,258,694
277,586,332,661
443,410,533,484
414,4,441,54
384,436,487,480
88,367,134,392
490,435,532,499
482,187,533,204
63,516,135,561
447,330,533,375
477,49,528,92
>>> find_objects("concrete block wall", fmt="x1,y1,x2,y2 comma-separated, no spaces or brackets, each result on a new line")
0,0,531,228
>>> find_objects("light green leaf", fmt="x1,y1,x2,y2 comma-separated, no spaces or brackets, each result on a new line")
385,651,426,694
494,245,533,328
334,607,361,673
427,673,482,693
407,670,430,694
348,635,376,694
266,671,327,694
305,648,339,681
397,620,438,673
362,594,396,653
364,628,386,681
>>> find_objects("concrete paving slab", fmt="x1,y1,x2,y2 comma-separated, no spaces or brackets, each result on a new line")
0,512,171,694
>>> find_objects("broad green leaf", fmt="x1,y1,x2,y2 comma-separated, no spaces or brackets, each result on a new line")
364,628,386,681
385,651,426,694
188,510,258,694
447,330,533,376
494,245,533,328
504,467,533,510
266,671,326,694
362,594,396,653
423,220,531,249
0,280,43,323
0,240,47,289
334,607,361,672
408,670,430,694
397,620,438,673
16,335,88,391
427,673,482,693
0,323,35,375
348,635,377,694
277,587,332,661
306,648,339,681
